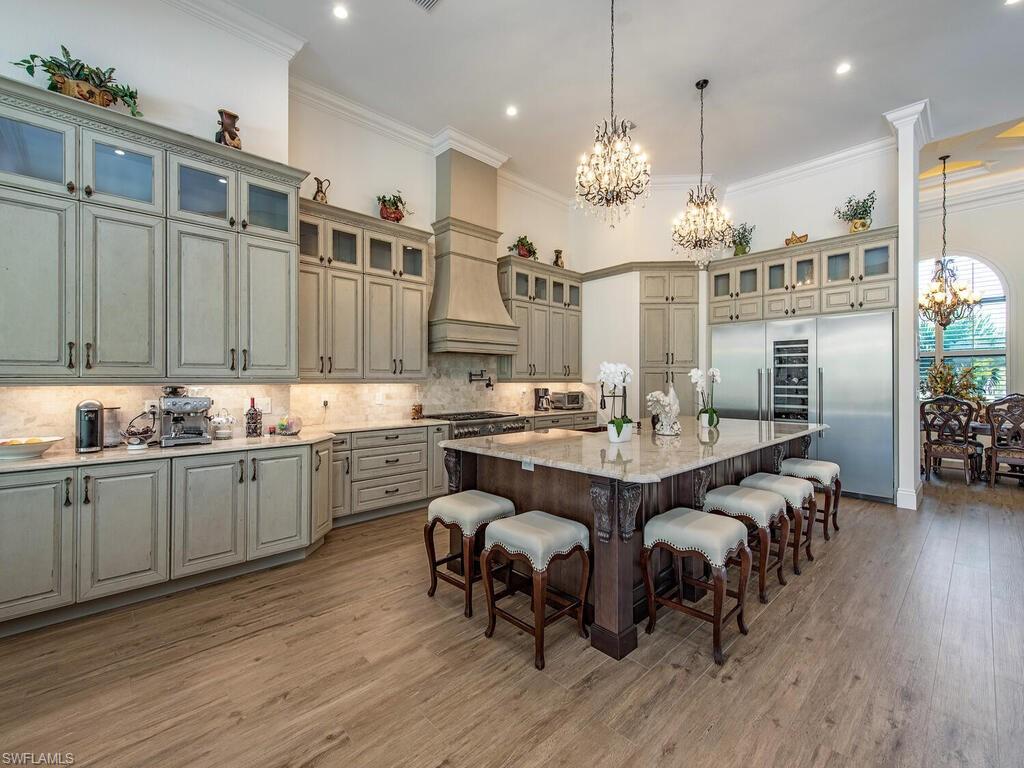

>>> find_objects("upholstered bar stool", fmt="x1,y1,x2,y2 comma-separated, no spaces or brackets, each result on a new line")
703,485,790,603
739,473,816,575
780,457,842,540
424,490,515,618
480,511,590,670
640,508,752,665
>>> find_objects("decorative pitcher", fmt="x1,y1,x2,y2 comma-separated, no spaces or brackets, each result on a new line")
312,177,331,204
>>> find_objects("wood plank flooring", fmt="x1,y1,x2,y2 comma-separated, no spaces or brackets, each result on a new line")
1,474,1021,767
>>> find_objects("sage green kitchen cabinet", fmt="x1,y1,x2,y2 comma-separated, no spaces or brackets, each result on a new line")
311,440,333,542
399,239,427,283
428,423,450,497
640,271,699,304
0,469,76,621
327,271,363,379
0,103,77,197
502,301,533,379
167,221,238,376
0,188,77,377
80,205,166,377
246,446,309,560
528,303,550,378
548,308,567,382
641,306,671,368
299,215,325,267
170,452,247,579
640,369,695,418
364,231,398,278
669,305,697,368
331,435,352,518
238,235,298,378
298,263,327,377
565,311,582,379
364,276,398,377
77,460,170,602
80,129,165,215
396,283,428,377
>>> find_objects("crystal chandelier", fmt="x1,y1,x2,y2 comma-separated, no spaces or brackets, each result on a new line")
574,0,650,226
918,155,980,328
671,79,733,269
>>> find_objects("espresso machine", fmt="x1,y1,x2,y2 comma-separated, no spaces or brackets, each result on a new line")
533,387,551,412
159,386,213,448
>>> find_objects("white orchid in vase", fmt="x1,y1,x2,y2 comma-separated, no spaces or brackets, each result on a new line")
598,361,634,440
689,367,722,428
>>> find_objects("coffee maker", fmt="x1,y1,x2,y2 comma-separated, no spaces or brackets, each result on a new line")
75,400,104,453
533,387,551,412
159,386,213,447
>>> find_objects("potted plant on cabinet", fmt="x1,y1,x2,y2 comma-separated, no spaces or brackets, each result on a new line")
834,191,876,234
12,45,143,116
376,191,412,222
507,235,538,260
733,222,755,256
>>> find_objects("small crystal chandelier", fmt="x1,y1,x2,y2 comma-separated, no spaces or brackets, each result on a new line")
918,155,980,328
574,0,651,226
671,79,733,269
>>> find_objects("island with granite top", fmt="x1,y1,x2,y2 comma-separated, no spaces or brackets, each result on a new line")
439,418,827,660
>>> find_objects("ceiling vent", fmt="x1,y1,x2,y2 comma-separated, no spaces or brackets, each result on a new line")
409,0,441,10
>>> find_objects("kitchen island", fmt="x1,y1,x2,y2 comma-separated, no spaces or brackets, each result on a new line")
440,418,827,659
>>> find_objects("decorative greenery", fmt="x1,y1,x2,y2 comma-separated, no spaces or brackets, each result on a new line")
13,46,142,116
834,190,876,223
609,415,633,437
689,367,722,427
507,235,538,260
732,222,755,250
920,359,986,412
376,191,413,215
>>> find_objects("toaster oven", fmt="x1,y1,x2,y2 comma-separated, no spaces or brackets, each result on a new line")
550,391,585,410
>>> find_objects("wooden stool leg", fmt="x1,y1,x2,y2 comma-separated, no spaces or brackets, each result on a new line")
503,557,515,596
821,485,832,541
804,498,816,562
423,519,439,597
481,547,497,638
711,565,727,666
736,544,752,636
462,534,475,618
789,503,802,576
641,547,657,635
776,513,789,586
532,569,548,671
832,479,841,531
756,527,769,604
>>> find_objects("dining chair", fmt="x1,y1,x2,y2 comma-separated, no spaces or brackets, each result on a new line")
984,394,1024,487
920,396,981,485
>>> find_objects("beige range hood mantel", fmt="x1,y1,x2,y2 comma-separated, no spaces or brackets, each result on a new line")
428,150,518,355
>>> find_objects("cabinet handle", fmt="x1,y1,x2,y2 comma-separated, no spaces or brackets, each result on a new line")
319,355,325,374
850,276,855,283
238,459,244,484
241,219,248,229
85,342,93,369
242,349,249,371
392,269,398,276
384,487,400,495
229,216,236,227
316,451,323,471
82,475,92,504
399,270,404,277
67,341,75,369
858,274,864,281
344,456,350,475
251,458,257,482
83,185,93,197
66,181,76,194
670,352,675,364
384,435,399,441
399,359,404,374
665,296,669,302
385,458,400,464
858,301,864,308
64,477,72,507
850,302,855,309
392,358,397,374
791,308,797,315
328,356,333,373
671,371,675,383
327,257,333,265
665,353,669,364
319,255,325,264
230,348,237,371
665,371,669,383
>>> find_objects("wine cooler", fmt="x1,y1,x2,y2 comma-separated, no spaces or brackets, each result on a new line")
771,339,810,422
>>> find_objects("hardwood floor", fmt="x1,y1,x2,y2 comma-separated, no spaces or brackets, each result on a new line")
1,475,1021,767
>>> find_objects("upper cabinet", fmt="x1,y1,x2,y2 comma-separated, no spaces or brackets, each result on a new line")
639,270,699,303
168,153,237,229
80,130,164,215
0,104,76,197
364,231,398,278
239,173,296,241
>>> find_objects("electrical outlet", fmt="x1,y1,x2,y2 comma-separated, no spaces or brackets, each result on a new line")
322,400,329,409
521,459,534,472
143,400,159,414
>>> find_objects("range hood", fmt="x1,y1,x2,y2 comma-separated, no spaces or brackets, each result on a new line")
428,150,518,355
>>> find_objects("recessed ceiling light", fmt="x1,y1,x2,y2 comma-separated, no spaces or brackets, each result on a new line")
835,61,852,76
505,105,518,117
332,4,349,19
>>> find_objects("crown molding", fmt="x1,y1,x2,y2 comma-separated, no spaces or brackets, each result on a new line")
884,99,934,147
497,169,572,210
162,0,306,59
650,174,704,193
290,77,433,154
919,167,1024,218
723,136,896,197
919,162,993,189
432,126,509,168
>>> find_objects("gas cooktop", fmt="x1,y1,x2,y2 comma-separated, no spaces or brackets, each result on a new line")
425,411,518,422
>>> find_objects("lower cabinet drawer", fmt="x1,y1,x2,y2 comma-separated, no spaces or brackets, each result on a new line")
352,443,428,480
351,471,427,513
534,415,573,429
352,427,428,449
573,413,597,429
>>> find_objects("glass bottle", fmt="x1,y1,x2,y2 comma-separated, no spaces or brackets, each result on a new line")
245,397,262,438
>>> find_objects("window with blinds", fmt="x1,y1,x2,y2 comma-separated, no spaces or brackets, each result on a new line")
918,256,1007,398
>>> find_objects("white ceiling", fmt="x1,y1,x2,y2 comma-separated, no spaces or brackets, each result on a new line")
234,0,1024,193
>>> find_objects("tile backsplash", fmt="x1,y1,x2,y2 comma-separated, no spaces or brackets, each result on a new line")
0,355,599,439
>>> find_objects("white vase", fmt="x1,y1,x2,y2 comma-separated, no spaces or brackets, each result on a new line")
607,422,633,443
699,413,710,429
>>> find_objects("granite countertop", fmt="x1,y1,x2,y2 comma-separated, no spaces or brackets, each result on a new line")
0,430,336,474
322,418,451,434
440,418,828,483
525,409,597,418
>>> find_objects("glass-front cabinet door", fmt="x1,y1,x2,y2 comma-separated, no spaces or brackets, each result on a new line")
791,252,819,290
299,216,324,265
823,247,854,286
764,258,790,295
0,105,77,197
533,275,548,304
711,267,733,300
567,281,582,310
736,264,762,297
512,267,532,300
239,173,295,241
858,239,895,283
328,222,361,272
363,231,397,277
551,279,566,307
80,130,164,214
168,153,236,229
398,240,426,282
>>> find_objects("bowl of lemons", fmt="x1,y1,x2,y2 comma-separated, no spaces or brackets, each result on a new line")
0,436,64,460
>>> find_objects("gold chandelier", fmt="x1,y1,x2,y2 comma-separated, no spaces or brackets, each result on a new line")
574,0,651,226
918,155,980,328
672,79,733,269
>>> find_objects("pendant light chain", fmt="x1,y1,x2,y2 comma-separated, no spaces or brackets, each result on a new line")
698,84,705,186
941,155,948,260
609,0,615,124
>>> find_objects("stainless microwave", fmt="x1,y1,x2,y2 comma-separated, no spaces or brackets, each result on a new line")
551,391,585,410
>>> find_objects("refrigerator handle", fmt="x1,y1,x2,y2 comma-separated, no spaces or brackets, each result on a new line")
766,368,773,421
757,368,763,421
818,367,824,438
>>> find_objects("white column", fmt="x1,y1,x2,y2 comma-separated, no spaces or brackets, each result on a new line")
697,267,710,372
885,100,932,511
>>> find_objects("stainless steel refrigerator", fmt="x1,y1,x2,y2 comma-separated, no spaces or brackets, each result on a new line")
711,310,895,502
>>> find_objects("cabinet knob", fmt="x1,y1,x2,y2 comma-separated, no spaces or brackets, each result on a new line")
241,219,248,229
392,269,398,276
850,302,855,309
858,301,864,308
66,181,76,194
792,308,797,315
784,309,790,315
319,255,325,264
670,296,675,301
229,216,236,227
850,276,855,283
327,257,333,265
83,185,93,197
665,296,669,302
858,274,864,281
